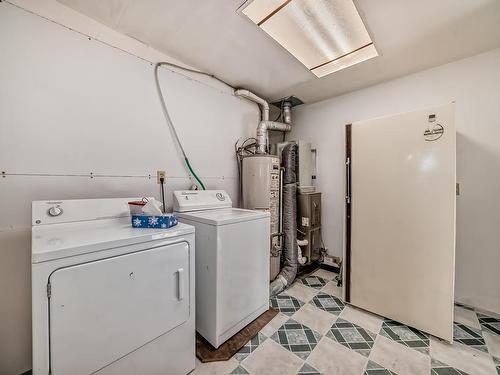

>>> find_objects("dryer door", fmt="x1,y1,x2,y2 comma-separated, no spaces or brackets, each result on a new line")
48,241,190,375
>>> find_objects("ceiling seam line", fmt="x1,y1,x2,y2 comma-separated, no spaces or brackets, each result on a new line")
257,0,292,26
309,42,374,71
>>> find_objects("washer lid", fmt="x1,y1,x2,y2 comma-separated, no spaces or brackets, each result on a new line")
177,208,269,226
31,217,194,263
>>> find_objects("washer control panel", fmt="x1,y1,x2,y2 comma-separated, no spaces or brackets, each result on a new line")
48,205,63,217
173,190,232,212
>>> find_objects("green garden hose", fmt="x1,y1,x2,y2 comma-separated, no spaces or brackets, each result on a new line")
185,157,206,190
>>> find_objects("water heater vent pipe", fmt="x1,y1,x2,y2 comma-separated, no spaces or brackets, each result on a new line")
283,101,292,124
234,89,291,153
234,89,270,121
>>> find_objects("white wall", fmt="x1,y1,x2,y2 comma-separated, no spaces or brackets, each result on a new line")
290,48,500,315
0,2,258,374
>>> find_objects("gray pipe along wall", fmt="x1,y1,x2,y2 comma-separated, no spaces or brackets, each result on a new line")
270,143,298,296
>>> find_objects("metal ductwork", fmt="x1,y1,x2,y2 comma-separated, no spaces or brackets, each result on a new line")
234,89,291,153
256,120,291,154
234,89,270,121
270,143,298,296
282,101,292,124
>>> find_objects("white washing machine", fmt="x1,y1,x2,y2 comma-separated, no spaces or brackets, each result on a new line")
173,190,270,348
31,198,195,375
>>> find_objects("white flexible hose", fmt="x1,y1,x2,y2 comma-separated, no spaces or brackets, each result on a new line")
154,62,233,190
154,63,188,160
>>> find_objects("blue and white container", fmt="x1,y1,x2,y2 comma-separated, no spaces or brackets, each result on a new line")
131,214,178,229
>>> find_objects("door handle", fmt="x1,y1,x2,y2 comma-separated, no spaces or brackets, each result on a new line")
313,202,319,225
176,268,184,301
346,157,351,204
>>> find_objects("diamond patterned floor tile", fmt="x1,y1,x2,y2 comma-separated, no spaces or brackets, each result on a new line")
298,363,321,375
260,312,289,337
453,322,488,353
285,282,319,303
308,336,369,375
234,332,267,361
270,318,322,360
230,365,250,374
364,360,397,375
320,280,343,299
309,292,345,315
372,335,430,374
478,313,500,336
431,358,469,375
379,319,430,354
270,294,304,316
311,268,337,281
300,275,328,289
454,305,481,330
195,357,240,375
339,305,384,334
326,318,376,357
430,335,498,375
241,339,304,375
227,289,500,374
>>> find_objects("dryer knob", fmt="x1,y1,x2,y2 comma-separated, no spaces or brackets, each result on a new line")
48,206,63,217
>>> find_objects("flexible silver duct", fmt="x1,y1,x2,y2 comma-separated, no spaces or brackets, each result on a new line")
270,143,298,296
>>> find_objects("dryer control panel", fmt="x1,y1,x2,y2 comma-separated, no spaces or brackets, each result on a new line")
32,197,143,226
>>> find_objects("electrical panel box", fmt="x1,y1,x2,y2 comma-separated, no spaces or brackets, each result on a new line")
297,140,313,190
297,192,322,264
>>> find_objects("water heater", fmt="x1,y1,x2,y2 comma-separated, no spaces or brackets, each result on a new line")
241,155,281,280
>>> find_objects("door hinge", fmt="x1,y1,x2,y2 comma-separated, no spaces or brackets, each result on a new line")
46,282,51,299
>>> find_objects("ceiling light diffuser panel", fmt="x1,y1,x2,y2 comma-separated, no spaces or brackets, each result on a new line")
242,0,378,77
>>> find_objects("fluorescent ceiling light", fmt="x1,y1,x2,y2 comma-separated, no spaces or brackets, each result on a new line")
241,0,378,77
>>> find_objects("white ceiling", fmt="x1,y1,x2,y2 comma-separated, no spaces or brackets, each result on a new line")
57,0,500,104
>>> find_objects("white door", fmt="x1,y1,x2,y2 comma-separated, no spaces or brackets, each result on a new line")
49,242,190,375
346,104,456,341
